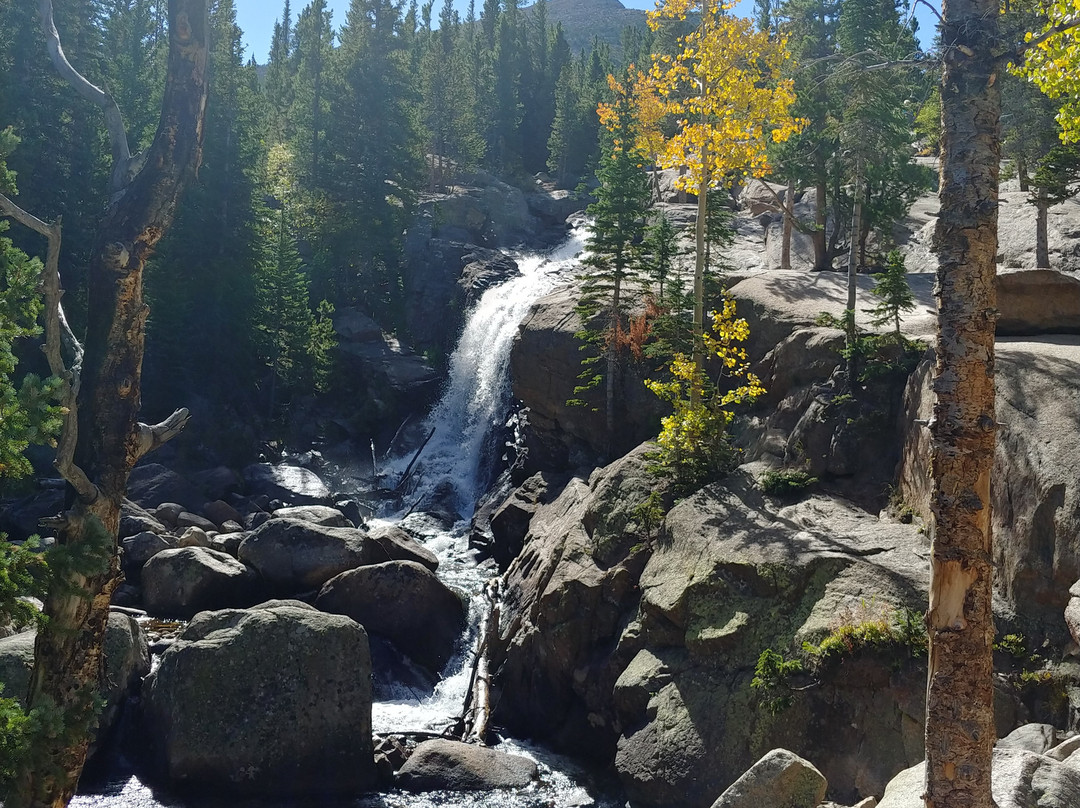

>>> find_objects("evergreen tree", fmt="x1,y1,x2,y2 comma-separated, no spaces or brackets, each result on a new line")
290,0,334,187
571,70,652,450
264,0,295,143
144,0,268,420
867,248,915,339
320,0,424,316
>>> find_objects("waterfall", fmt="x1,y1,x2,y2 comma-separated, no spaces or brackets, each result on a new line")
393,225,587,517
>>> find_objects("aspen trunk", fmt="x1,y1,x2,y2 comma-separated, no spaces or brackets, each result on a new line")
692,164,708,407
781,176,794,270
1036,193,1049,268
17,3,209,806
924,0,1000,805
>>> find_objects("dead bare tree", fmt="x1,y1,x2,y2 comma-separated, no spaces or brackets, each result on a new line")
0,2,208,805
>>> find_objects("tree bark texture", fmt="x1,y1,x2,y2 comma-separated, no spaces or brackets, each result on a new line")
18,3,209,806
1036,194,1049,268
781,176,793,270
813,161,828,271
924,0,1000,805
692,167,707,406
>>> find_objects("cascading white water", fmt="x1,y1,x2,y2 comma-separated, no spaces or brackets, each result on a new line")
69,225,624,808
370,225,587,735
390,225,588,517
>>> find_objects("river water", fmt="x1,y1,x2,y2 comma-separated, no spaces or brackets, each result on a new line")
72,226,624,808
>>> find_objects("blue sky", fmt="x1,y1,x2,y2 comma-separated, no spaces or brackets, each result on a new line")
234,0,937,64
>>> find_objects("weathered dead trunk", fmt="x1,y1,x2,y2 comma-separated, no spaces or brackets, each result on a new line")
1035,192,1049,268
924,0,1000,805
15,3,209,806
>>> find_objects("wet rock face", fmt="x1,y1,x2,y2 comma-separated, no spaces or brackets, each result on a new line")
142,601,376,797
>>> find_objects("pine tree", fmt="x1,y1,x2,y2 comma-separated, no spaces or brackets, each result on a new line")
867,249,915,339
571,70,652,452
144,0,268,416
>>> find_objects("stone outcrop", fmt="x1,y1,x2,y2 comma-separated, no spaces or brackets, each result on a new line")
142,601,376,796
492,444,932,807
316,561,465,673
491,444,671,759
510,286,665,470
613,471,929,807
899,338,1080,643
395,739,539,792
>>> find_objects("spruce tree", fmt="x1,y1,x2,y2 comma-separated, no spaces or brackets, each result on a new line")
572,70,652,452
867,249,915,340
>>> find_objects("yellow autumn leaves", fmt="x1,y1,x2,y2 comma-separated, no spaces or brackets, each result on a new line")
645,0,804,190
1018,0,1080,142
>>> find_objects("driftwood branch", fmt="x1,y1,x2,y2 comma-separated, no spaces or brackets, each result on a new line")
396,427,436,492
39,0,133,195
0,192,96,503
134,408,191,460
462,579,500,745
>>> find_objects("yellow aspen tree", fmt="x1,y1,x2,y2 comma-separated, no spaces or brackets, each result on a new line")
646,0,802,401
1018,0,1080,143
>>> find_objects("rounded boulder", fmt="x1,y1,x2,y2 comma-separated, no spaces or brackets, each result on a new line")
142,601,376,796
141,547,257,618
316,561,465,673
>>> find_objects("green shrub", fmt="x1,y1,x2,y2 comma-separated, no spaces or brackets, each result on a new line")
751,649,804,714
758,469,818,497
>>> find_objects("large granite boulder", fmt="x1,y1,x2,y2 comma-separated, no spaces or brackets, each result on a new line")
366,523,440,571
141,547,258,618
510,285,665,470
997,269,1080,335
491,444,670,760
612,473,929,807
396,739,539,792
899,338,1080,643
710,749,827,808
271,505,353,528
127,463,202,511
316,561,465,673
238,517,377,593
878,748,1080,808
142,601,376,796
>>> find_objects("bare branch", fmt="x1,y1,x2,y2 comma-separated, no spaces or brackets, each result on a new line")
754,181,818,236
0,192,97,503
39,0,132,195
134,408,191,460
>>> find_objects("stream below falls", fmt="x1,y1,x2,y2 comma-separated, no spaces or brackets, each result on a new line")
72,225,626,808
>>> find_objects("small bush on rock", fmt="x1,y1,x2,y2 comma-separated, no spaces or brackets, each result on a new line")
758,469,817,497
